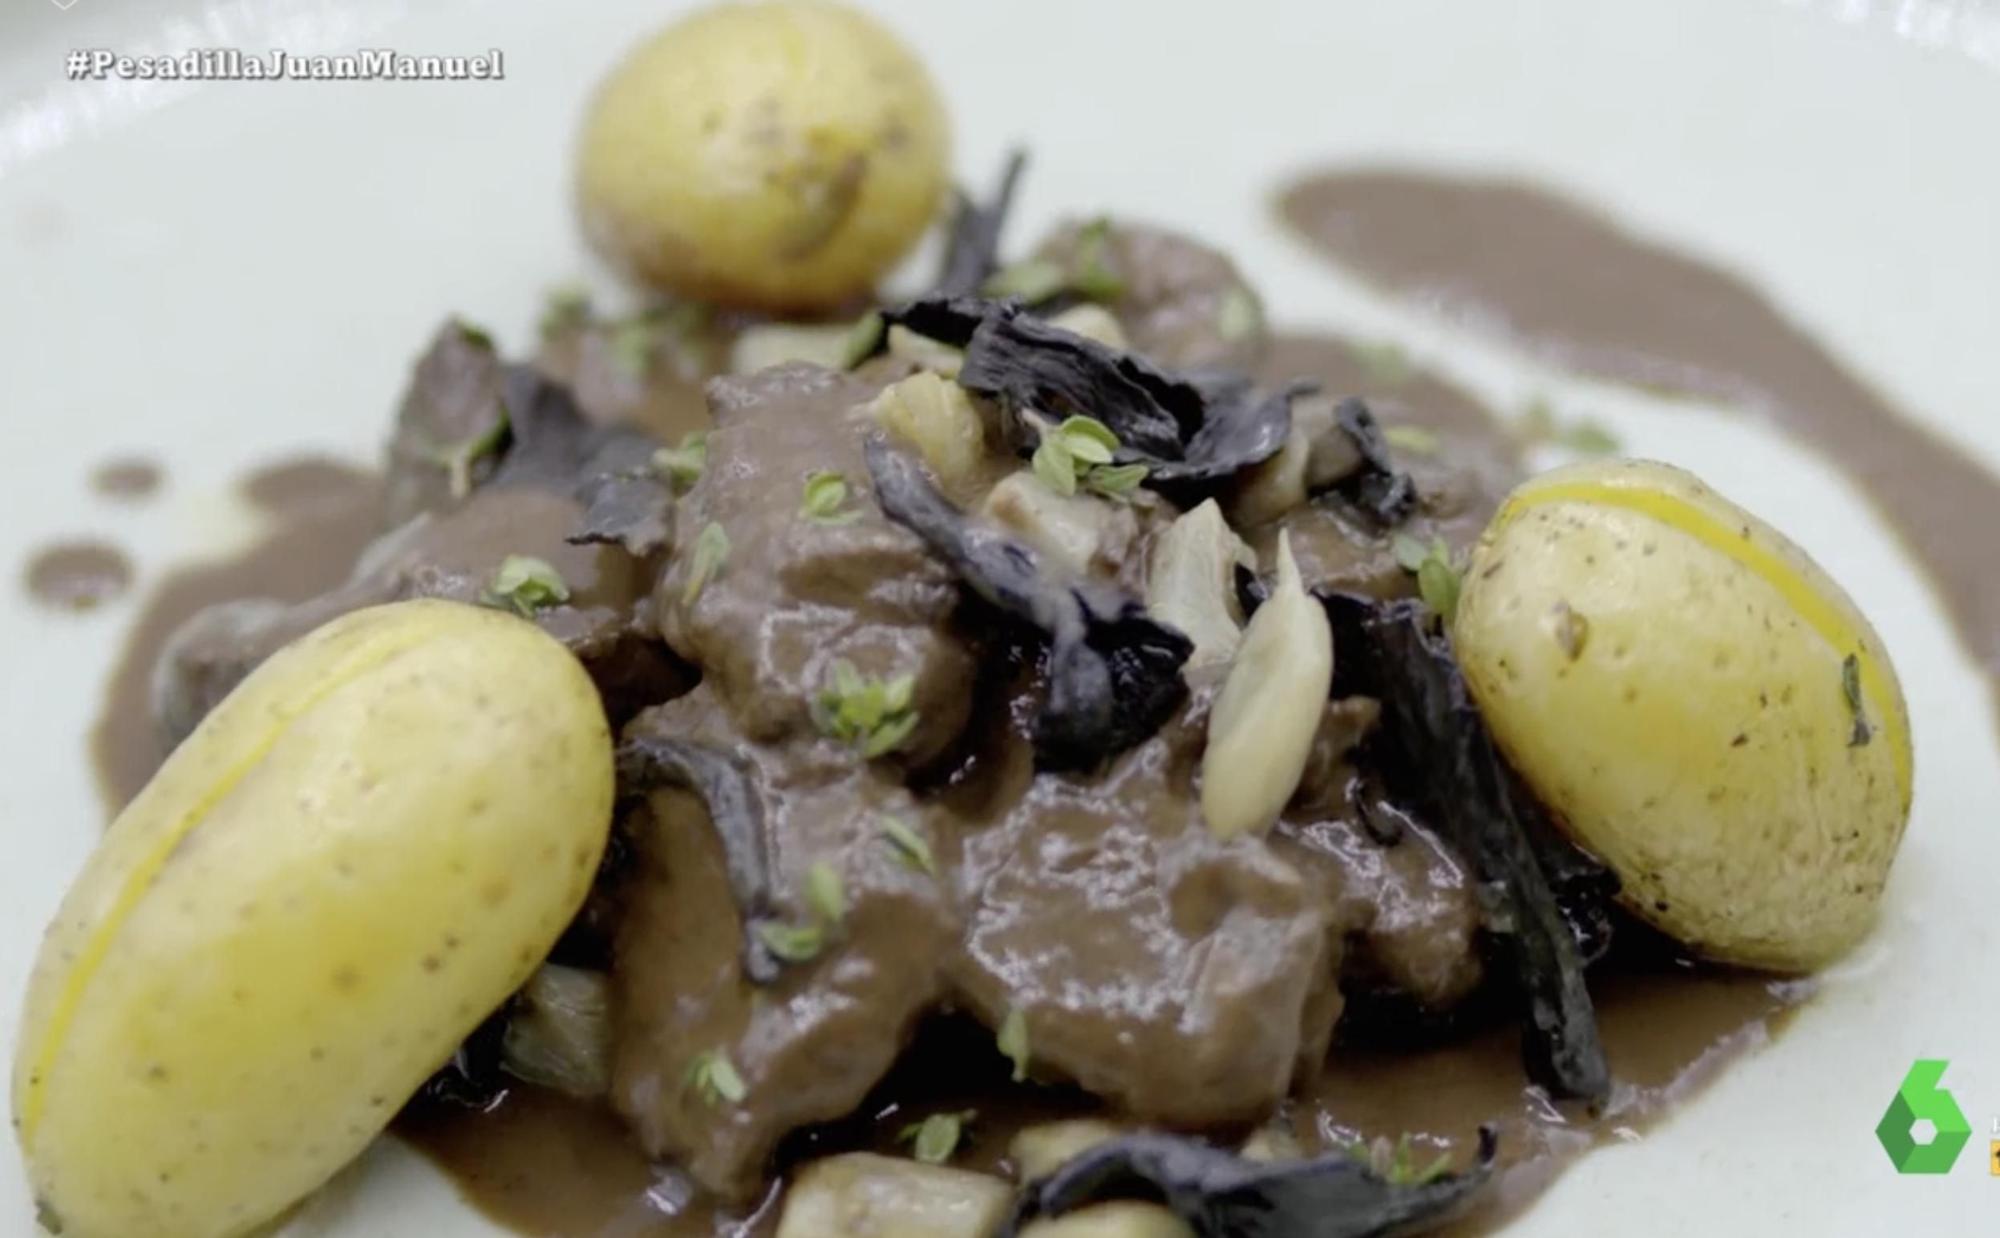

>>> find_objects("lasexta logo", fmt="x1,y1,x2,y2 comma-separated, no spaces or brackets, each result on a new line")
1875,1059,1971,1174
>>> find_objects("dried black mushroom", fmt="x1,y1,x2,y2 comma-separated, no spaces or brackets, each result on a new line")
571,468,675,558
999,1127,1497,1238
933,150,1028,298
865,434,1191,770
1320,592,1610,1103
484,364,598,491
570,420,677,557
879,296,1296,505
1326,397,1417,527
614,731,782,985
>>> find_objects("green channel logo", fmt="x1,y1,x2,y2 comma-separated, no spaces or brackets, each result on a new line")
1875,1059,1972,1174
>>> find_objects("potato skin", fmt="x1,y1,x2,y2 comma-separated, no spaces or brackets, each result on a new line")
1453,459,1911,972
576,0,950,310
14,600,614,1238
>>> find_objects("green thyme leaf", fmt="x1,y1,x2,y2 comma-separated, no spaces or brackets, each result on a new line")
686,1049,746,1106
1416,555,1462,623
1384,424,1441,455
862,711,921,759
879,816,937,876
813,660,923,758
539,284,592,339
1556,419,1621,456
1085,461,1149,499
984,258,1068,304
433,412,510,500
481,555,569,617
997,1007,1030,1083
682,521,729,607
1348,340,1413,386
756,920,825,963
842,310,886,369
1032,434,1079,496
1518,399,1620,456
1842,652,1873,747
653,431,707,490
1034,416,1133,497
1380,1134,1452,1186
800,470,860,524
899,1110,975,1165
609,314,661,380
1393,535,1462,622
806,862,846,928
1070,217,1125,302
1215,286,1262,343
455,317,496,352
1518,397,1557,443
1056,415,1118,465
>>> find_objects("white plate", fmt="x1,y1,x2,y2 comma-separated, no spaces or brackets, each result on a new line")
3,0,1997,1233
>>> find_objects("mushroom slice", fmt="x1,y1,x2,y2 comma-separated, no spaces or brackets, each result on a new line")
865,370,988,496
1144,500,1255,677
776,1153,1011,1238
1200,531,1333,839
982,472,1137,580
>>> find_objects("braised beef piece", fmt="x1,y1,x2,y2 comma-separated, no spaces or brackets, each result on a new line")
153,358,687,745
940,686,1341,1124
152,485,683,743
535,302,731,444
1033,220,1270,373
382,320,508,528
611,690,956,1199
652,362,981,766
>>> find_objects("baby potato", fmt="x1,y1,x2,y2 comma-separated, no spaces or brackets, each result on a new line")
14,600,614,1238
1453,459,1911,971
577,0,950,310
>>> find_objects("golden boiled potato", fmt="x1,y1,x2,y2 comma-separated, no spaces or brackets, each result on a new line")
576,0,950,310
1453,459,1911,971
15,600,614,1238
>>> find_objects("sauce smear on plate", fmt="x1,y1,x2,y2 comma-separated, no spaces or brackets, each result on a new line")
1280,170,2000,716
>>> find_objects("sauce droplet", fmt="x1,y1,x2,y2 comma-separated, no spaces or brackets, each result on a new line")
90,457,164,502
24,541,133,611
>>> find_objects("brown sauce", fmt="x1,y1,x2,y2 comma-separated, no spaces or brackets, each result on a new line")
1279,169,2000,715
90,456,381,809
89,456,164,501
395,967,1800,1238
23,540,132,611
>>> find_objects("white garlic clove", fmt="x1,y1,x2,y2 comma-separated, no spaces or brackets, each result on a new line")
864,370,989,496
1200,530,1334,839
1145,499,1255,676
982,471,1136,579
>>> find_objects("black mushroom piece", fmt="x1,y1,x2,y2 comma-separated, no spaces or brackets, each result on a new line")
932,149,1027,298
1327,397,1418,528
614,731,781,985
878,296,1298,505
1319,593,1611,1104
864,434,1191,770
382,319,509,528
1001,1127,1497,1238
